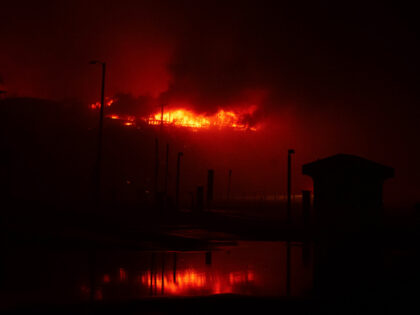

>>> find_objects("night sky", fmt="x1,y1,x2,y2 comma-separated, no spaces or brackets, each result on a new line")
0,1,419,205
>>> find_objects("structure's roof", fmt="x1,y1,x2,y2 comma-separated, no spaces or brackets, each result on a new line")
302,154,394,180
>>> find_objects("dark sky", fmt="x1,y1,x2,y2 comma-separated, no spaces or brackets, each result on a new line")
0,1,419,204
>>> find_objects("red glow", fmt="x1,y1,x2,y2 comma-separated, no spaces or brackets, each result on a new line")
95,288,103,300
103,274,111,283
229,270,255,284
80,285,104,300
119,268,127,281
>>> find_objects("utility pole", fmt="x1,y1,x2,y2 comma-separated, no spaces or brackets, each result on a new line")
207,169,214,207
287,149,295,223
175,152,183,210
173,253,177,283
154,138,159,202
89,60,106,205
161,104,164,131
161,254,165,295
164,144,169,196
286,148,295,297
88,60,105,304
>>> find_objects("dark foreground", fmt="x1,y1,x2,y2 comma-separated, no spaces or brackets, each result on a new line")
3,295,419,315
1,202,419,314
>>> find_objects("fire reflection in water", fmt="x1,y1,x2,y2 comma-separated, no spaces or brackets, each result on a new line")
80,241,313,300
141,268,256,296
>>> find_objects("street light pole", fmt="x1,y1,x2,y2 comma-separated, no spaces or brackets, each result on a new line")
227,169,232,200
175,152,183,211
286,148,295,297
287,149,295,223
90,60,106,204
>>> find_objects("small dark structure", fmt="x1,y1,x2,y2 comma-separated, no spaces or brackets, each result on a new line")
303,154,394,231
302,190,311,227
205,251,212,265
303,154,394,299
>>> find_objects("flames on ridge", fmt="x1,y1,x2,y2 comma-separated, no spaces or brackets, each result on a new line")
147,106,257,130
90,97,259,131
90,97,115,110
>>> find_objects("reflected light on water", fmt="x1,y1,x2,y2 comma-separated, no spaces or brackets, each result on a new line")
119,268,127,282
139,269,255,295
77,242,312,301
103,274,110,283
